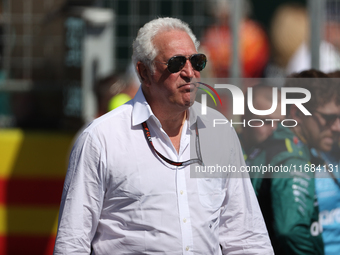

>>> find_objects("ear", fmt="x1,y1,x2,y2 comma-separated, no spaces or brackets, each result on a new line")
136,61,151,87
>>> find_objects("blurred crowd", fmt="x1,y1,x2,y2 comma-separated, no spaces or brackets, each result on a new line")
198,0,340,79
56,2,340,254
197,1,340,254
88,3,340,253
96,0,340,117
240,69,340,255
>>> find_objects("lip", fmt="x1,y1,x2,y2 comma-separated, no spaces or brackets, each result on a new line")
179,83,197,91
323,136,334,145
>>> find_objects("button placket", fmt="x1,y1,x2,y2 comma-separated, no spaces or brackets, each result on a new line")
176,168,194,253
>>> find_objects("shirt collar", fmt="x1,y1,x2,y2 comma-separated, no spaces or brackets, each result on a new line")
189,101,208,129
132,86,155,127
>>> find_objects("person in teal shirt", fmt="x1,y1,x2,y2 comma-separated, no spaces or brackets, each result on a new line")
246,69,340,255
239,83,282,158
313,144,340,255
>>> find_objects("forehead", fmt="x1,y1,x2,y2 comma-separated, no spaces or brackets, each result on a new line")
152,29,197,59
316,99,340,114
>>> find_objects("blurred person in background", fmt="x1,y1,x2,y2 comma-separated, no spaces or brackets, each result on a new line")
328,70,340,78
240,83,282,197
72,70,138,147
200,0,269,78
239,83,282,156
310,70,340,255
265,3,308,78
246,69,340,254
96,65,140,115
54,17,273,254
91,63,140,118
94,73,121,117
286,1,340,74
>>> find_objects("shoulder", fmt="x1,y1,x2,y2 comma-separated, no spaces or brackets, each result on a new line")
191,101,236,135
191,102,241,155
266,126,310,164
271,141,309,167
78,101,134,146
246,136,287,164
191,102,245,176
247,128,310,167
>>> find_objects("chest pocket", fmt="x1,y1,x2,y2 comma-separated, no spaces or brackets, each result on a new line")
197,178,225,210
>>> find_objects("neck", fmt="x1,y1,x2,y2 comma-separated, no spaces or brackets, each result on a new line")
155,109,187,154
157,110,187,137
142,86,188,137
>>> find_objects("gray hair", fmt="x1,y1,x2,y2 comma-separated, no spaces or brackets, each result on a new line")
132,17,199,81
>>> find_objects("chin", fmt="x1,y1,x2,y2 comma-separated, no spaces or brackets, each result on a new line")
182,96,195,107
320,143,333,152
188,98,196,107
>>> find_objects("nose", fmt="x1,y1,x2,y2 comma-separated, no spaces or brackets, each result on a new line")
331,117,340,133
180,59,195,80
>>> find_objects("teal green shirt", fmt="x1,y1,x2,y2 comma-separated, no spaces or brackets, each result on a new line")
244,124,324,255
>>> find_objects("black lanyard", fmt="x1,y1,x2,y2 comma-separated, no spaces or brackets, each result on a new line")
142,121,204,167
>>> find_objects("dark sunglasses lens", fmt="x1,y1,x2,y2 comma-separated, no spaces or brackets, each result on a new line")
190,54,207,71
317,112,339,126
167,56,186,73
325,115,338,126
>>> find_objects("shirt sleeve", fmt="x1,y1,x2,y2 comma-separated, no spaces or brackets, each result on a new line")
54,131,106,255
219,130,274,255
270,158,324,255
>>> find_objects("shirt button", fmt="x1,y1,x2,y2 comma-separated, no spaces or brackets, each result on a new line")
180,190,183,195
183,218,187,223
186,246,189,251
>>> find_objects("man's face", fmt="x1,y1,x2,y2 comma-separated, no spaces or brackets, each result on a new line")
300,100,340,151
143,29,200,112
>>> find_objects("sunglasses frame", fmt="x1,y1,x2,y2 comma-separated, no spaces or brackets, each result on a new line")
314,110,340,127
156,53,207,73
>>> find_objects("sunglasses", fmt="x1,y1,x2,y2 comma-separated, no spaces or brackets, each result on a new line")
314,110,340,127
156,53,207,73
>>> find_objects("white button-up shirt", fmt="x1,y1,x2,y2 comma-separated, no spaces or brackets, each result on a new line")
54,87,273,255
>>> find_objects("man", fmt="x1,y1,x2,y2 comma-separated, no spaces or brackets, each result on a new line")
54,17,273,254
313,70,340,255
240,83,282,155
286,1,340,75
247,69,340,254
239,83,282,195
